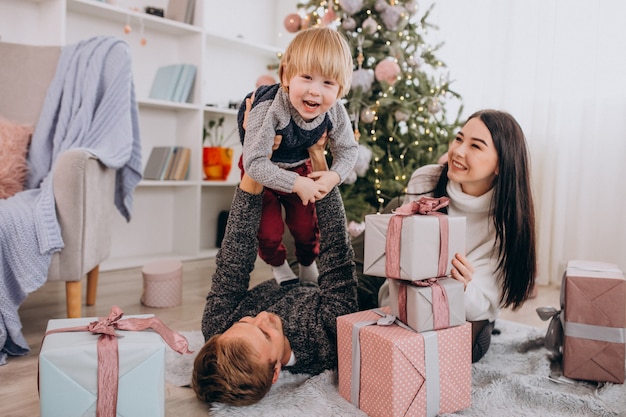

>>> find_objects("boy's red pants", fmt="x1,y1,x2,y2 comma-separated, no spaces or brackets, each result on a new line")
239,157,319,267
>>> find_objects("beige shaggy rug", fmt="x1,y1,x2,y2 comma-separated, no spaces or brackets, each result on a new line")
166,320,626,416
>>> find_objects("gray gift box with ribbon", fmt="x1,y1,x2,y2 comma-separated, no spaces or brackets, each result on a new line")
363,197,466,281
388,277,466,333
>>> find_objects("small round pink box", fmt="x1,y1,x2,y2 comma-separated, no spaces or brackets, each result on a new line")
141,259,183,308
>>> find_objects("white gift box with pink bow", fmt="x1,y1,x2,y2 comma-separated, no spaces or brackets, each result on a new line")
39,306,192,417
363,197,466,281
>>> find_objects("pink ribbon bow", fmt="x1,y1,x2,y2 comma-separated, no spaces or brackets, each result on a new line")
397,278,450,330
385,196,450,279
41,306,193,417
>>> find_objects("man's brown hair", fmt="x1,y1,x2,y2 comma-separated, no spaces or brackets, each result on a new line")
191,334,275,406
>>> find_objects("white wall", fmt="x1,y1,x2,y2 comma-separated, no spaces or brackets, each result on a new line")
424,0,626,283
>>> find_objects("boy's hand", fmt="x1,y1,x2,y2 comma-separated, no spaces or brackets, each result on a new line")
293,175,325,205
308,170,340,199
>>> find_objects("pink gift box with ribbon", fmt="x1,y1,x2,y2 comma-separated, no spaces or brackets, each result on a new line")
544,260,626,384
388,277,466,333
337,307,471,417
563,261,626,383
363,197,466,281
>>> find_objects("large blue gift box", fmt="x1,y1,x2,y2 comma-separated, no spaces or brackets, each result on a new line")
39,314,166,417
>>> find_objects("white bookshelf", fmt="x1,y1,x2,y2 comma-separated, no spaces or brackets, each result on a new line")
0,0,296,271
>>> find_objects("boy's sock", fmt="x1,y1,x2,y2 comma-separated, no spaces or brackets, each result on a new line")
299,262,319,284
272,260,298,286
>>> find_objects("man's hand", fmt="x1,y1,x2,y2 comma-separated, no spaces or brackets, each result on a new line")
308,131,329,172
242,92,282,156
241,92,254,131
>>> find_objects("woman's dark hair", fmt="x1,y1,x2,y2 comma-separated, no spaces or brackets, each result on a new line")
434,110,536,309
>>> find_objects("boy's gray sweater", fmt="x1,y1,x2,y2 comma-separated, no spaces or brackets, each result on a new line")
201,186,357,375
237,84,358,193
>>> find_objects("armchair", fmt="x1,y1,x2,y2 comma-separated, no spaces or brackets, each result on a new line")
0,36,143,364
0,41,117,319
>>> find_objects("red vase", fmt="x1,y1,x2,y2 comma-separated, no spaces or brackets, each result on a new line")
203,147,233,180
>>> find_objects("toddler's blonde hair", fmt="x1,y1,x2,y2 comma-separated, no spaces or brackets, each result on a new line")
279,27,353,98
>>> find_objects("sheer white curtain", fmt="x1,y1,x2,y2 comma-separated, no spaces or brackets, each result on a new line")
425,0,626,284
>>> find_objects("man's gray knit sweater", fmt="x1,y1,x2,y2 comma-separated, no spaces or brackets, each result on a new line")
237,84,358,193
200,186,358,376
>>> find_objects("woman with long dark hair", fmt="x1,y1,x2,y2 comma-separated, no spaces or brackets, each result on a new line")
377,109,537,362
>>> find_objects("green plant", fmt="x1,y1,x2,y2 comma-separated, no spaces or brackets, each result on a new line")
203,117,238,147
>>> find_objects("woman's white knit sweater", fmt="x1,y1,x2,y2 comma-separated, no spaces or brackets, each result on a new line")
402,164,502,322
446,180,500,321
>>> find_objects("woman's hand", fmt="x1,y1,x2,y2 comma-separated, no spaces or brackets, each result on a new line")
450,253,474,290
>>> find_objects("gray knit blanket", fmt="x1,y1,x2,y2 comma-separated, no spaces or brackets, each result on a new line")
0,36,142,365
166,320,626,416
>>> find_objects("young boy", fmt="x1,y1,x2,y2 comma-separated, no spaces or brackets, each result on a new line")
237,27,358,286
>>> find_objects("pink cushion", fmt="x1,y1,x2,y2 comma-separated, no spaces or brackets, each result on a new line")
0,117,33,199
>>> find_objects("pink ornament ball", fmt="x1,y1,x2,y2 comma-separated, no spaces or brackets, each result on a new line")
375,58,401,85
360,107,376,124
352,68,375,92
342,17,357,30
339,0,364,15
284,13,302,33
362,16,378,34
322,9,337,26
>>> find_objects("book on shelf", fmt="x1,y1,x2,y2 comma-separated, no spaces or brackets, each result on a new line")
143,146,174,180
149,65,184,101
162,146,180,180
166,0,195,24
172,64,197,103
148,64,197,103
143,146,191,181
172,147,191,180
184,0,195,24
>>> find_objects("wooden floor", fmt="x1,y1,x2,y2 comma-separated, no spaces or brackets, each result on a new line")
0,258,561,417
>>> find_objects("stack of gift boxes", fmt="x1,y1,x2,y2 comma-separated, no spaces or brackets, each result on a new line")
539,259,626,384
337,197,472,417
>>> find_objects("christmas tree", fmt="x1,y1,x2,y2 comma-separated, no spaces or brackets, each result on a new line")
284,0,463,222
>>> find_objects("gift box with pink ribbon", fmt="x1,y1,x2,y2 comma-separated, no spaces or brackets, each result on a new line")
388,277,465,333
337,307,471,417
539,260,625,384
39,306,192,417
363,197,466,281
